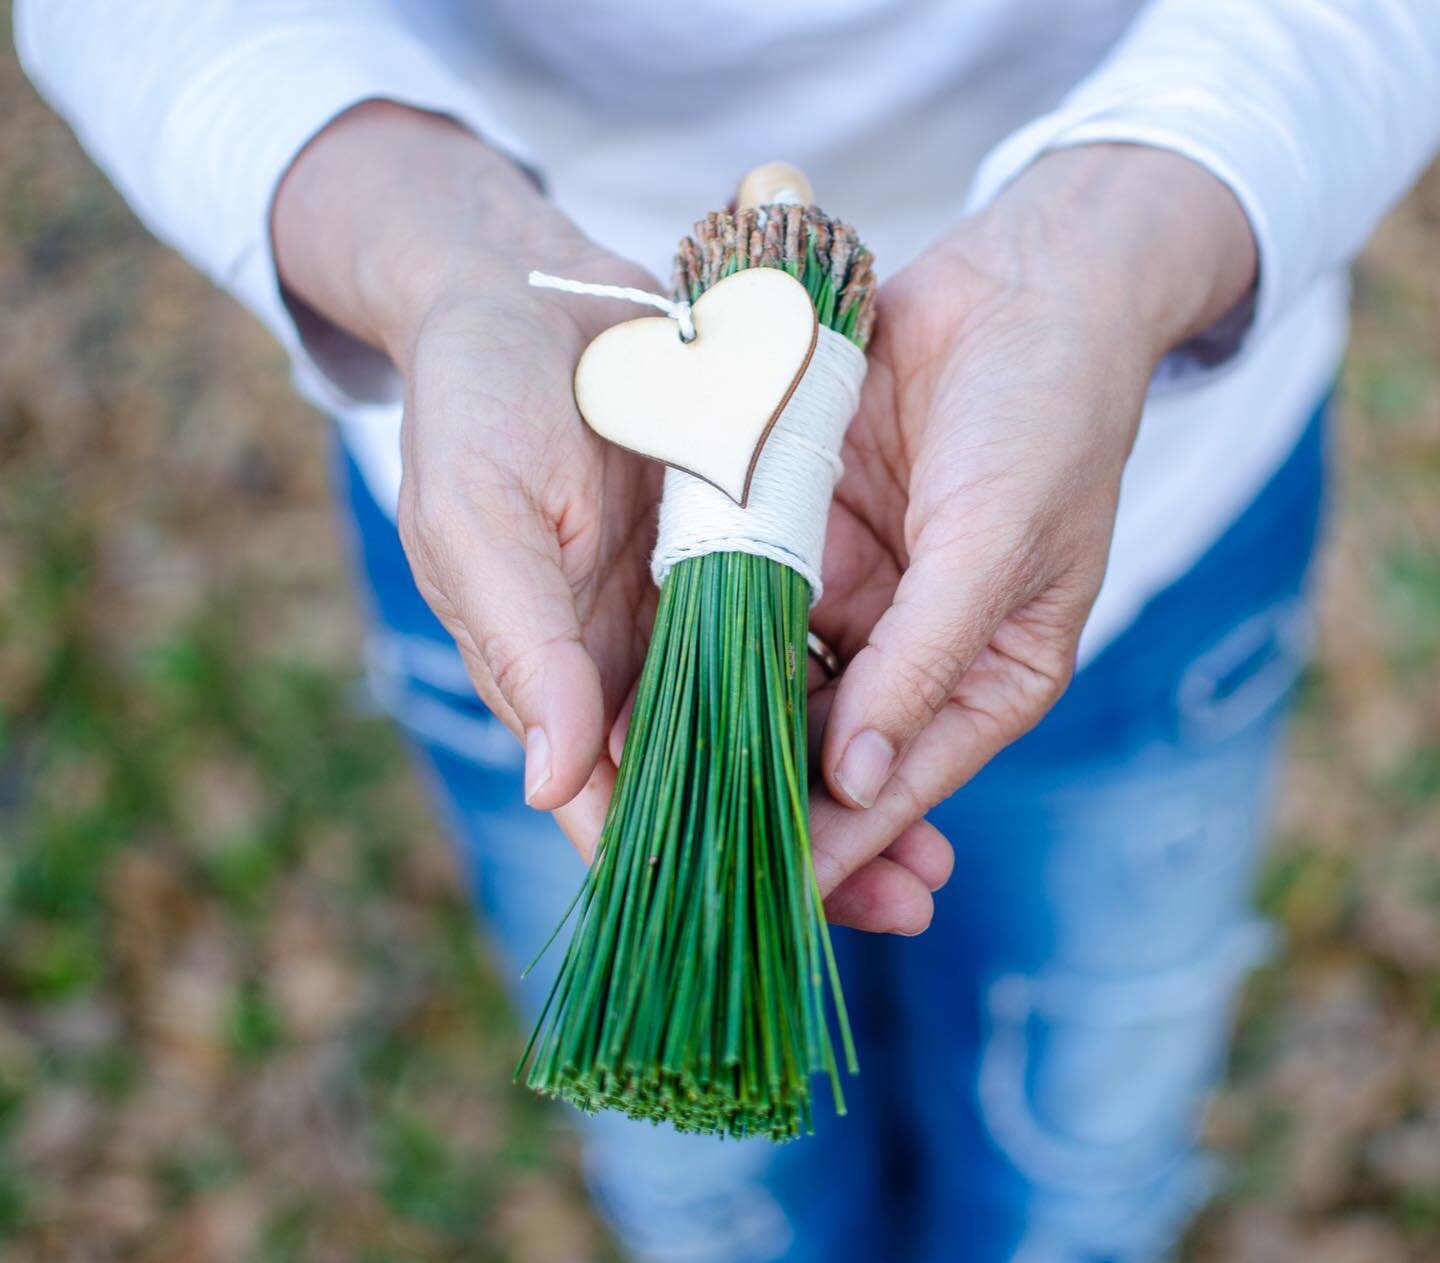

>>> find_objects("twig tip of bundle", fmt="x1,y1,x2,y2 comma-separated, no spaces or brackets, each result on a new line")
675,203,877,348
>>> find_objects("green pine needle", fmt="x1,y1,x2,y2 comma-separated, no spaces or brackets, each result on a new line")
520,207,874,1142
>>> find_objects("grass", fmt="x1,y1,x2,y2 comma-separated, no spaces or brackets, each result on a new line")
1,26,1438,1263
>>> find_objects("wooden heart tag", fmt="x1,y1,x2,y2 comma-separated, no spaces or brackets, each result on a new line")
573,268,818,506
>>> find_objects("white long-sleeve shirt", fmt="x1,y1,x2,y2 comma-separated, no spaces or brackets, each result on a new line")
17,1,1440,662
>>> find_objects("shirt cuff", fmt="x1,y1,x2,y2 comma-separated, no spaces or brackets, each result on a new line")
157,21,537,413
963,102,1287,388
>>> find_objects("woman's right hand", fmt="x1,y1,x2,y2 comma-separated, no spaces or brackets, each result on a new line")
273,101,663,812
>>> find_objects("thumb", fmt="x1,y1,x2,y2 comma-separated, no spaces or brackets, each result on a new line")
821,539,1013,809
401,500,605,813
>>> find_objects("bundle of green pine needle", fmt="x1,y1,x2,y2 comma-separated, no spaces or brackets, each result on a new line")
520,197,877,1142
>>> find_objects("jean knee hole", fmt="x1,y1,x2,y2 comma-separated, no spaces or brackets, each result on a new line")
977,922,1271,1196
1123,794,1256,895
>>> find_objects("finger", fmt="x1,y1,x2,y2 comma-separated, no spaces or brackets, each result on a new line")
878,633,1074,812
551,758,950,932
823,856,934,936
806,677,837,765
807,615,1079,902
821,532,1018,810
810,502,904,665
808,756,936,901
814,685,955,900
607,679,640,769
880,819,953,892
400,497,604,813
550,757,617,864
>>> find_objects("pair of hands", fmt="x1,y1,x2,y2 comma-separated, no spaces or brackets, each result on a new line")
274,103,1256,936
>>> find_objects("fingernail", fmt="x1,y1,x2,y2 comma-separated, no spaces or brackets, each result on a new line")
835,729,895,809
523,727,551,805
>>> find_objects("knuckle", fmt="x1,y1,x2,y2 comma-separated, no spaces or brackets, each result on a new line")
479,630,545,702
1016,631,1079,710
1041,652,1076,702
809,846,847,898
908,644,963,712
480,627,575,708
884,767,930,823
878,639,960,728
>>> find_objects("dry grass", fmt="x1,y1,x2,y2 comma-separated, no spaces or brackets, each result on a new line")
1,24,1437,1263
1181,166,1440,1263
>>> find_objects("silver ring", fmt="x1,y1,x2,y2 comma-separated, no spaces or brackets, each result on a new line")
807,631,840,680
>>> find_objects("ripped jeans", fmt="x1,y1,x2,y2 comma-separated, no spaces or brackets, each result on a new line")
338,397,1327,1263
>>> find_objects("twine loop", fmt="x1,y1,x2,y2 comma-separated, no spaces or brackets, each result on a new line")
652,326,867,603
527,270,695,341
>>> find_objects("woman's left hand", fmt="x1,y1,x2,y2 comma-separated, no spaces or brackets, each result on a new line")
804,145,1258,929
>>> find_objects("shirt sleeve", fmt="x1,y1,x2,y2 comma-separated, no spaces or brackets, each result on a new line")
14,0,535,411
963,0,1440,381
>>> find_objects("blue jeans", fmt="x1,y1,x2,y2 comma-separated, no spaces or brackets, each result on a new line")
337,401,1327,1263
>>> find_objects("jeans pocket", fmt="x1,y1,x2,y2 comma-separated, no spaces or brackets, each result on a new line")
977,919,1273,1197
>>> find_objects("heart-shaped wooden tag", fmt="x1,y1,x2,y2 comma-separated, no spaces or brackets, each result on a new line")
573,268,818,505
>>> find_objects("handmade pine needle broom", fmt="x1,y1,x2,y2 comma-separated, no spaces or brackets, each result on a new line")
520,165,878,1141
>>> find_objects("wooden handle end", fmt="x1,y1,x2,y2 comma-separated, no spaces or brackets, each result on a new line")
736,162,814,210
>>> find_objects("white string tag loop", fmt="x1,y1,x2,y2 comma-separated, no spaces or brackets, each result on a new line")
527,270,695,341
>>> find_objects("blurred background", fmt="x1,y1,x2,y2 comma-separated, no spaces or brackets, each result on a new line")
1,18,1438,1263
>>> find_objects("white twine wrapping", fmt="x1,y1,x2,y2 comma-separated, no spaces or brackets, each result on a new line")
526,268,868,603
651,326,867,603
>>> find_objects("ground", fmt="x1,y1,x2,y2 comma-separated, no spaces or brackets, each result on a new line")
1,21,1438,1263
